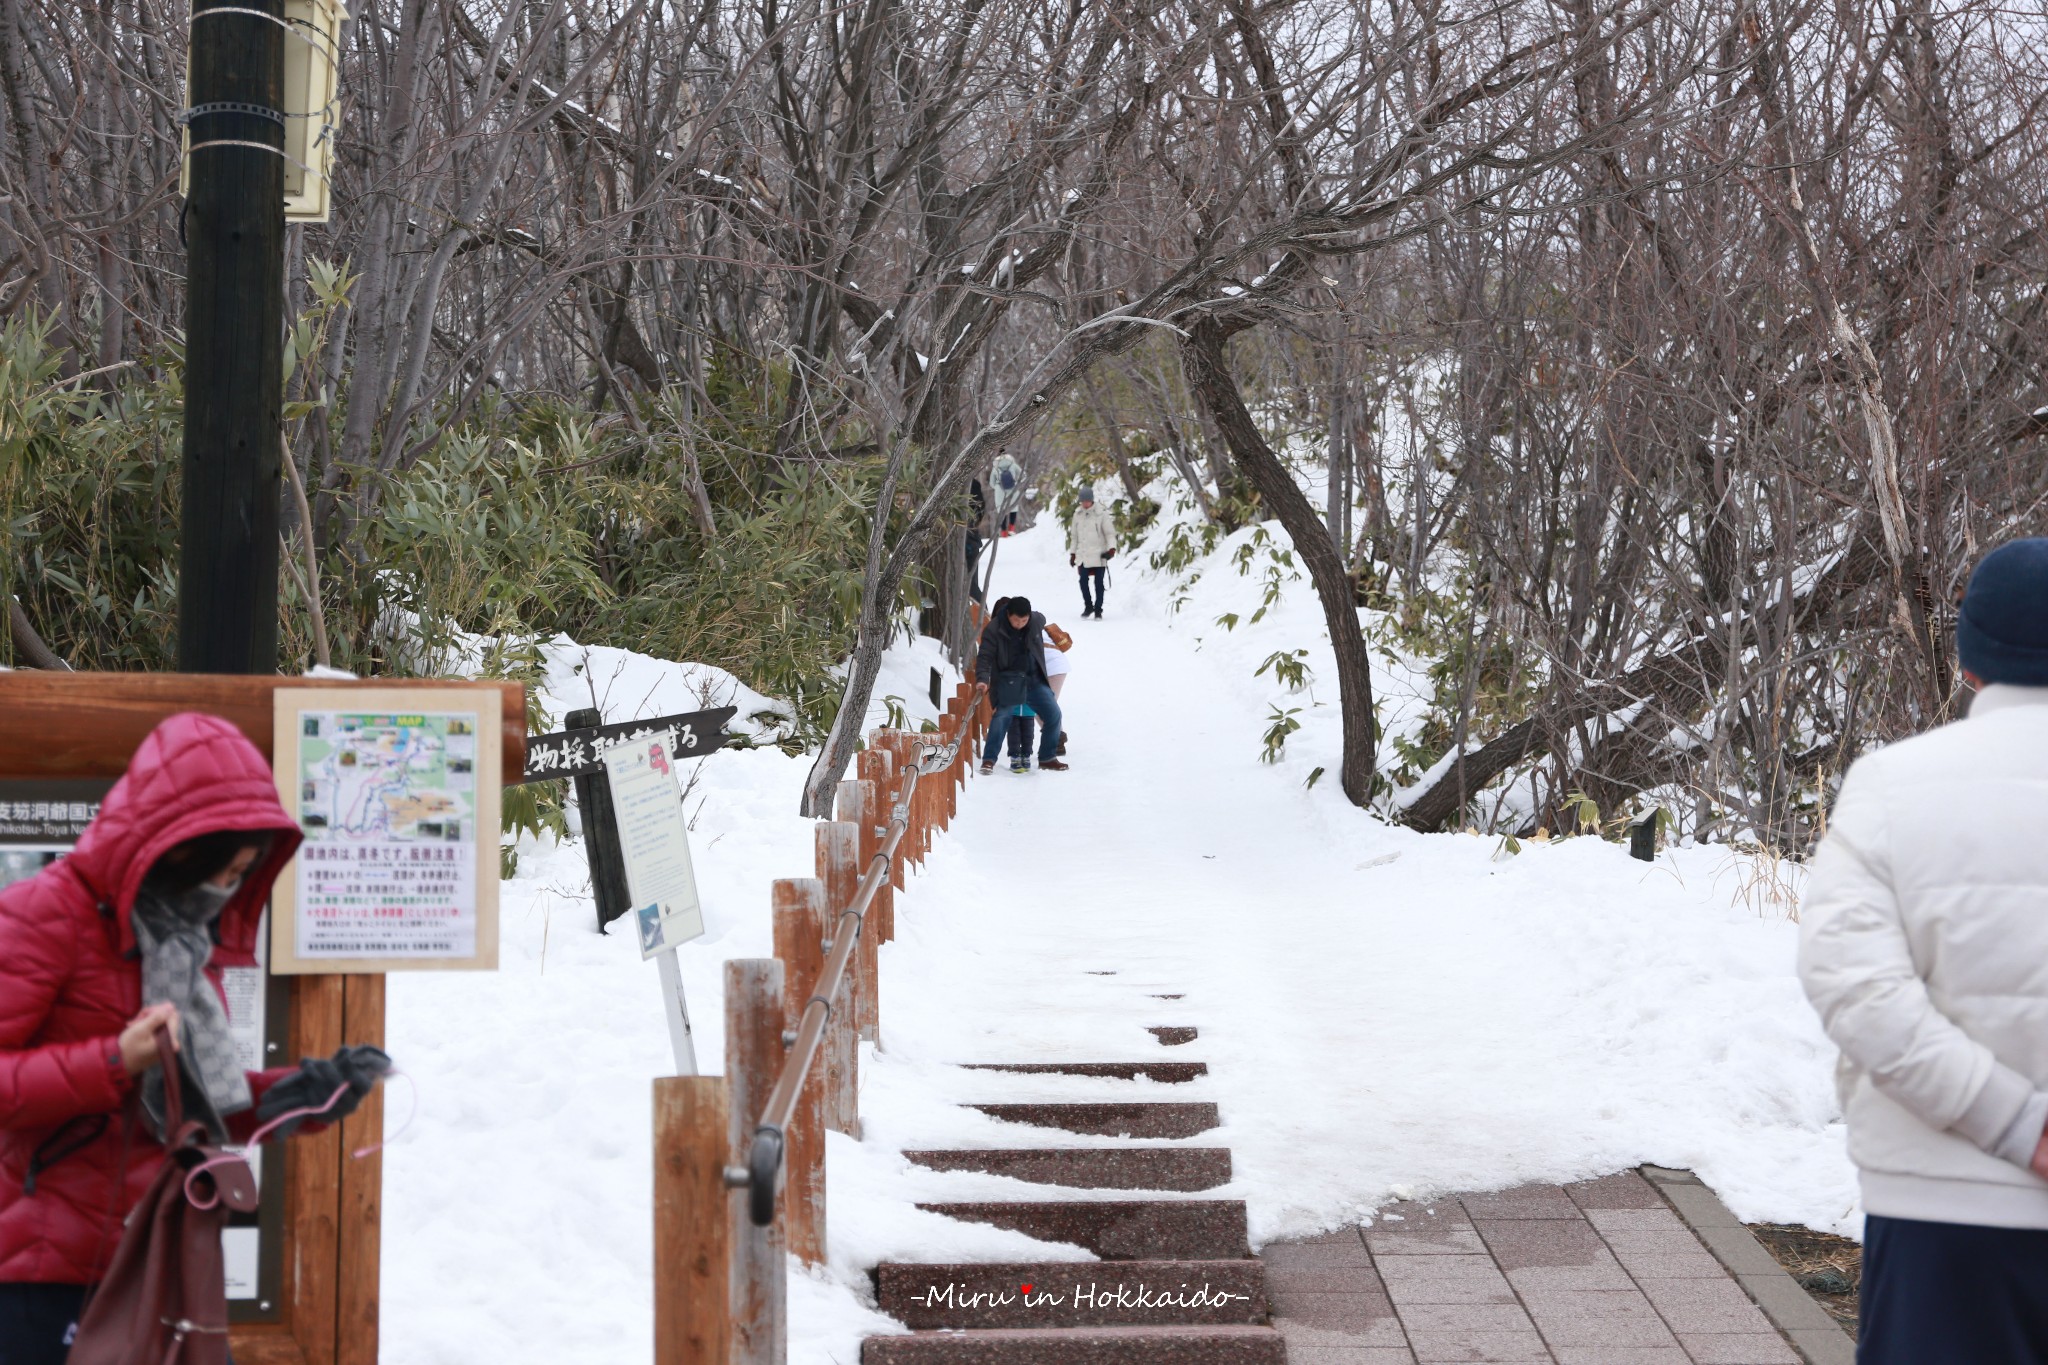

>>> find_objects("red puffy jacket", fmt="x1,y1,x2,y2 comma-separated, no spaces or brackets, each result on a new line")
0,712,303,1285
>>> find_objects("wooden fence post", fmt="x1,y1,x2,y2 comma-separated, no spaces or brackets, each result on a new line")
954,684,975,782
939,713,959,826
725,960,787,1365
862,742,906,895
337,975,384,1365
769,881,829,1265
817,821,873,1056
838,776,892,947
884,735,908,883
654,1075,732,1365
914,731,935,851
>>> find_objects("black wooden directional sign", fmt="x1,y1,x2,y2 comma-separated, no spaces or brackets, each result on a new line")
516,707,737,785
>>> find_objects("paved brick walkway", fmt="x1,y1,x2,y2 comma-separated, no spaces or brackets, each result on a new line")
1262,1170,1814,1364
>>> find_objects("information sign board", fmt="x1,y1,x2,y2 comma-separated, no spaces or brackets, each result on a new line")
601,731,705,1074
602,731,706,958
270,685,503,973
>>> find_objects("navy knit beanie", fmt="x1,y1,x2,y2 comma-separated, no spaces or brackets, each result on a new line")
1957,538,2048,686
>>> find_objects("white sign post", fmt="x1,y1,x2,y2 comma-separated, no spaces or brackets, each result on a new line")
601,730,706,1074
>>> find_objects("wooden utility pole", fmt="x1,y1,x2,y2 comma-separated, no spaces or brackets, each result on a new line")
179,0,287,673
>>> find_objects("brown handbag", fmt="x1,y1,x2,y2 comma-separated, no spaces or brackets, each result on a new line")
68,1024,259,1365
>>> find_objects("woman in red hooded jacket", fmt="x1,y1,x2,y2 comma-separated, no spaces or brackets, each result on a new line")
0,714,385,1365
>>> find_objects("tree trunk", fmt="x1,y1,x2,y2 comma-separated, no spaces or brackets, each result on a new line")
1181,320,1377,806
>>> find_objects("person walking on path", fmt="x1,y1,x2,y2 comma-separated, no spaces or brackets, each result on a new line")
991,452,1025,537
973,596,1068,775
1799,537,2048,1364
1068,487,1116,618
1003,617,1074,764
0,713,388,1365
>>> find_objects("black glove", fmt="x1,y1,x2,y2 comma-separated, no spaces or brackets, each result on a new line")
257,1044,393,1136
1105,547,1116,558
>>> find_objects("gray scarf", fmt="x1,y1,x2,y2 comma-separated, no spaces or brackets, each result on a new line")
132,882,251,1139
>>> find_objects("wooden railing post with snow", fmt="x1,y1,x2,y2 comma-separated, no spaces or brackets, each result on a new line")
725,959,787,1365
813,822,867,1106
652,1074,731,1365
770,881,830,1264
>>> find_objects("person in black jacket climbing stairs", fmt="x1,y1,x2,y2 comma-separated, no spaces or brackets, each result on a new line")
973,597,1069,775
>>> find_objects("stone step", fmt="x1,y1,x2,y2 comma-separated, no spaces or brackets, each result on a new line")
862,1324,1286,1364
1147,1026,1197,1046
962,1061,1207,1083
968,1102,1219,1138
905,1147,1231,1190
875,1258,1267,1329
917,1200,1251,1261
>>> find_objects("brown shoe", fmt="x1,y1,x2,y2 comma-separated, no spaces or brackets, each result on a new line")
1038,758,1070,771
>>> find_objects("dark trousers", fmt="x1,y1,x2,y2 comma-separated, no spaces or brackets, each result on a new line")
1006,713,1035,760
982,682,1062,765
0,1283,87,1365
1078,565,1106,612
1859,1213,2048,1364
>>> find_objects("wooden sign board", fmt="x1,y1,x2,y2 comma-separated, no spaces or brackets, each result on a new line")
516,705,737,784
270,685,503,974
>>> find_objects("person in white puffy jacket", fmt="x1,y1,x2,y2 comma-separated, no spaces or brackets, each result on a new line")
1067,486,1117,618
1800,537,2048,1362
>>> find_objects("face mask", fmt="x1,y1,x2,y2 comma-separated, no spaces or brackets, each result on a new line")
178,878,240,925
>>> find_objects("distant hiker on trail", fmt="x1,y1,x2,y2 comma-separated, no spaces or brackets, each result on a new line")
991,452,1025,537
0,714,390,1365
973,596,1068,775
1799,536,2048,1363
1067,486,1116,618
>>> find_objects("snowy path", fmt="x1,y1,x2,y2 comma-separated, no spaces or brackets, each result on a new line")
847,523,1850,1268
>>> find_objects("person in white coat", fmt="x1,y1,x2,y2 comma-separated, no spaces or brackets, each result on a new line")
1800,537,2048,1362
1067,486,1117,618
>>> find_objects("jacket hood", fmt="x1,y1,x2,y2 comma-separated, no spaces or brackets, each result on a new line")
66,712,303,965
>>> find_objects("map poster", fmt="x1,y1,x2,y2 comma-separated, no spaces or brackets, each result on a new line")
270,686,502,974
601,730,706,960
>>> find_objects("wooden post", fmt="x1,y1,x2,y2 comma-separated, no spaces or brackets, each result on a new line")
910,733,932,856
895,737,918,880
566,705,634,932
861,744,905,895
336,975,384,1365
953,684,975,792
725,960,787,1365
937,715,958,828
908,732,933,862
816,822,872,1057
837,778,891,948
276,973,344,1365
654,1076,731,1365
770,879,830,1263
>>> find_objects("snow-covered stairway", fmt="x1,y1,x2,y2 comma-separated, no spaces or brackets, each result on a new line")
862,1026,1287,1364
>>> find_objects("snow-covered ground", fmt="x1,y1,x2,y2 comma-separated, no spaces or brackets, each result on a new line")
378,517,1853,1365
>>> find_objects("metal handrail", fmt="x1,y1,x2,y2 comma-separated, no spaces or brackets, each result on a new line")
728,728,969,1225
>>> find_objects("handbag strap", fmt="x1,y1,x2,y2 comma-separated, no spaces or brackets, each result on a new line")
152,1020,184,1138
